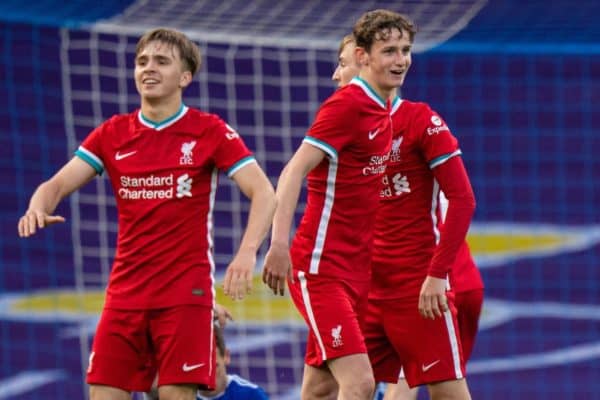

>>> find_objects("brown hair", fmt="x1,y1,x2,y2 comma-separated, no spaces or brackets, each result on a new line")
353,9,417,52
337,33,356,57
135,28,201,76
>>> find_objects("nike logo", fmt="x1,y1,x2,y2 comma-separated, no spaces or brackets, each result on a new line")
422,360,440,372
368,129,380,140
115,150,137,160
182,362,205,372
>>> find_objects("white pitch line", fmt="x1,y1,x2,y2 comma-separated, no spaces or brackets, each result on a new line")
479,298,600,330
469,341,600,374
0,370,66,399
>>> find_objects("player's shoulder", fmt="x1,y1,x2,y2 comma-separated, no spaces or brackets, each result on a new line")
227,375,268,398
104,110,138,127
228,374,260,389
327,79,386,110
179,107,234,138
94,111,138,139
184,107,223,126
396,99,449,134
394,99,435,118
322,85,359,110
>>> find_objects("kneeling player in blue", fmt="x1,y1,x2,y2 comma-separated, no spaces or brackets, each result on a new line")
197,323,269,400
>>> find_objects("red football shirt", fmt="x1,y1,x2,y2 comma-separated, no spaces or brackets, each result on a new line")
370,98,472,300
75,105,254,309
290,77,392,283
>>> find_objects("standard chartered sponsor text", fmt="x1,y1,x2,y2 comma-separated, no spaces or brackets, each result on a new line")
119,174,181,200
121,175,173,187
362,153,389,175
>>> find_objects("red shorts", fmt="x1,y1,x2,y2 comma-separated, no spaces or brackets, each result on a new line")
87,305,215,391
288,270,369,366
454,288,484,362
364,294,465,387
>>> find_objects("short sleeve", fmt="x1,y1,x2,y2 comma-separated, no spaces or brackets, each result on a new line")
415,105,461,169
74,119,111,175
209,117,256,177
304,93,356,160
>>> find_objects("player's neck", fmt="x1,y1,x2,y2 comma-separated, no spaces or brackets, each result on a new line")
140,95,183,123
358,72,394,103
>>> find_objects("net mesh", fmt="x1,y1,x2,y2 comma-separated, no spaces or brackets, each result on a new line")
2,0,600,398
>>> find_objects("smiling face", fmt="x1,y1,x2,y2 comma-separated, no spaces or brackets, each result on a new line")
358,27,412,99
134,40,192,103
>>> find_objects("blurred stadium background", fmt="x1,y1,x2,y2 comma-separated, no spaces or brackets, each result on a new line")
1,0,600,398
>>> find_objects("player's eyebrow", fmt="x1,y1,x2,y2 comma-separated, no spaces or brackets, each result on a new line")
136,54,172,63
153,54,171,62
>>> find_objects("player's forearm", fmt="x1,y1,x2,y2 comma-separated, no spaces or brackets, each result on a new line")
26,179,65,215
26,157,96,214
237,184,276,253
429,157,476,278
429,197,475,278
270,164,304,247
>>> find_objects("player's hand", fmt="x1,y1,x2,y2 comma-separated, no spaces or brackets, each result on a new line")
223,248,256,301
214,303,234,327
18,210,65,238
418,276,449,320
262,241,292,296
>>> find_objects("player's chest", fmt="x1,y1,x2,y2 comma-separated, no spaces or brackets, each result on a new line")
352,113,392,156
387,133,426,173
106,133,212,175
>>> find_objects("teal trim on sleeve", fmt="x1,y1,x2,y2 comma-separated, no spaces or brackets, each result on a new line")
75,149,103,175
303,136,338,160
429,150,462,169
227,156,256,177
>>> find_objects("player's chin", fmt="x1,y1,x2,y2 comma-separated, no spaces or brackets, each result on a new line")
140,90,163,100
389,73,405,87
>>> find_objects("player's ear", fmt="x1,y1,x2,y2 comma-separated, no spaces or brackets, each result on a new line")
355,46,369,66
179,70,193,88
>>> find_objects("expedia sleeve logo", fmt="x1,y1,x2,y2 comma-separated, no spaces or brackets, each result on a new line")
427,115,450,136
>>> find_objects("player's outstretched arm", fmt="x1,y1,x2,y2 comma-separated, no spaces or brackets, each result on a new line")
262,143,325,296
18,157,97,238
223,163,276,300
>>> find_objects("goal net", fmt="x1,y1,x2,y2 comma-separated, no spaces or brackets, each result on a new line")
60,1,487,398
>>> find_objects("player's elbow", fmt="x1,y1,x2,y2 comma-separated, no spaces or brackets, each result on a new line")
250,175,276,218
262,185,277,219
450,188,476,218
466,188,476,211
465,194,477,223
462,189,476,217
